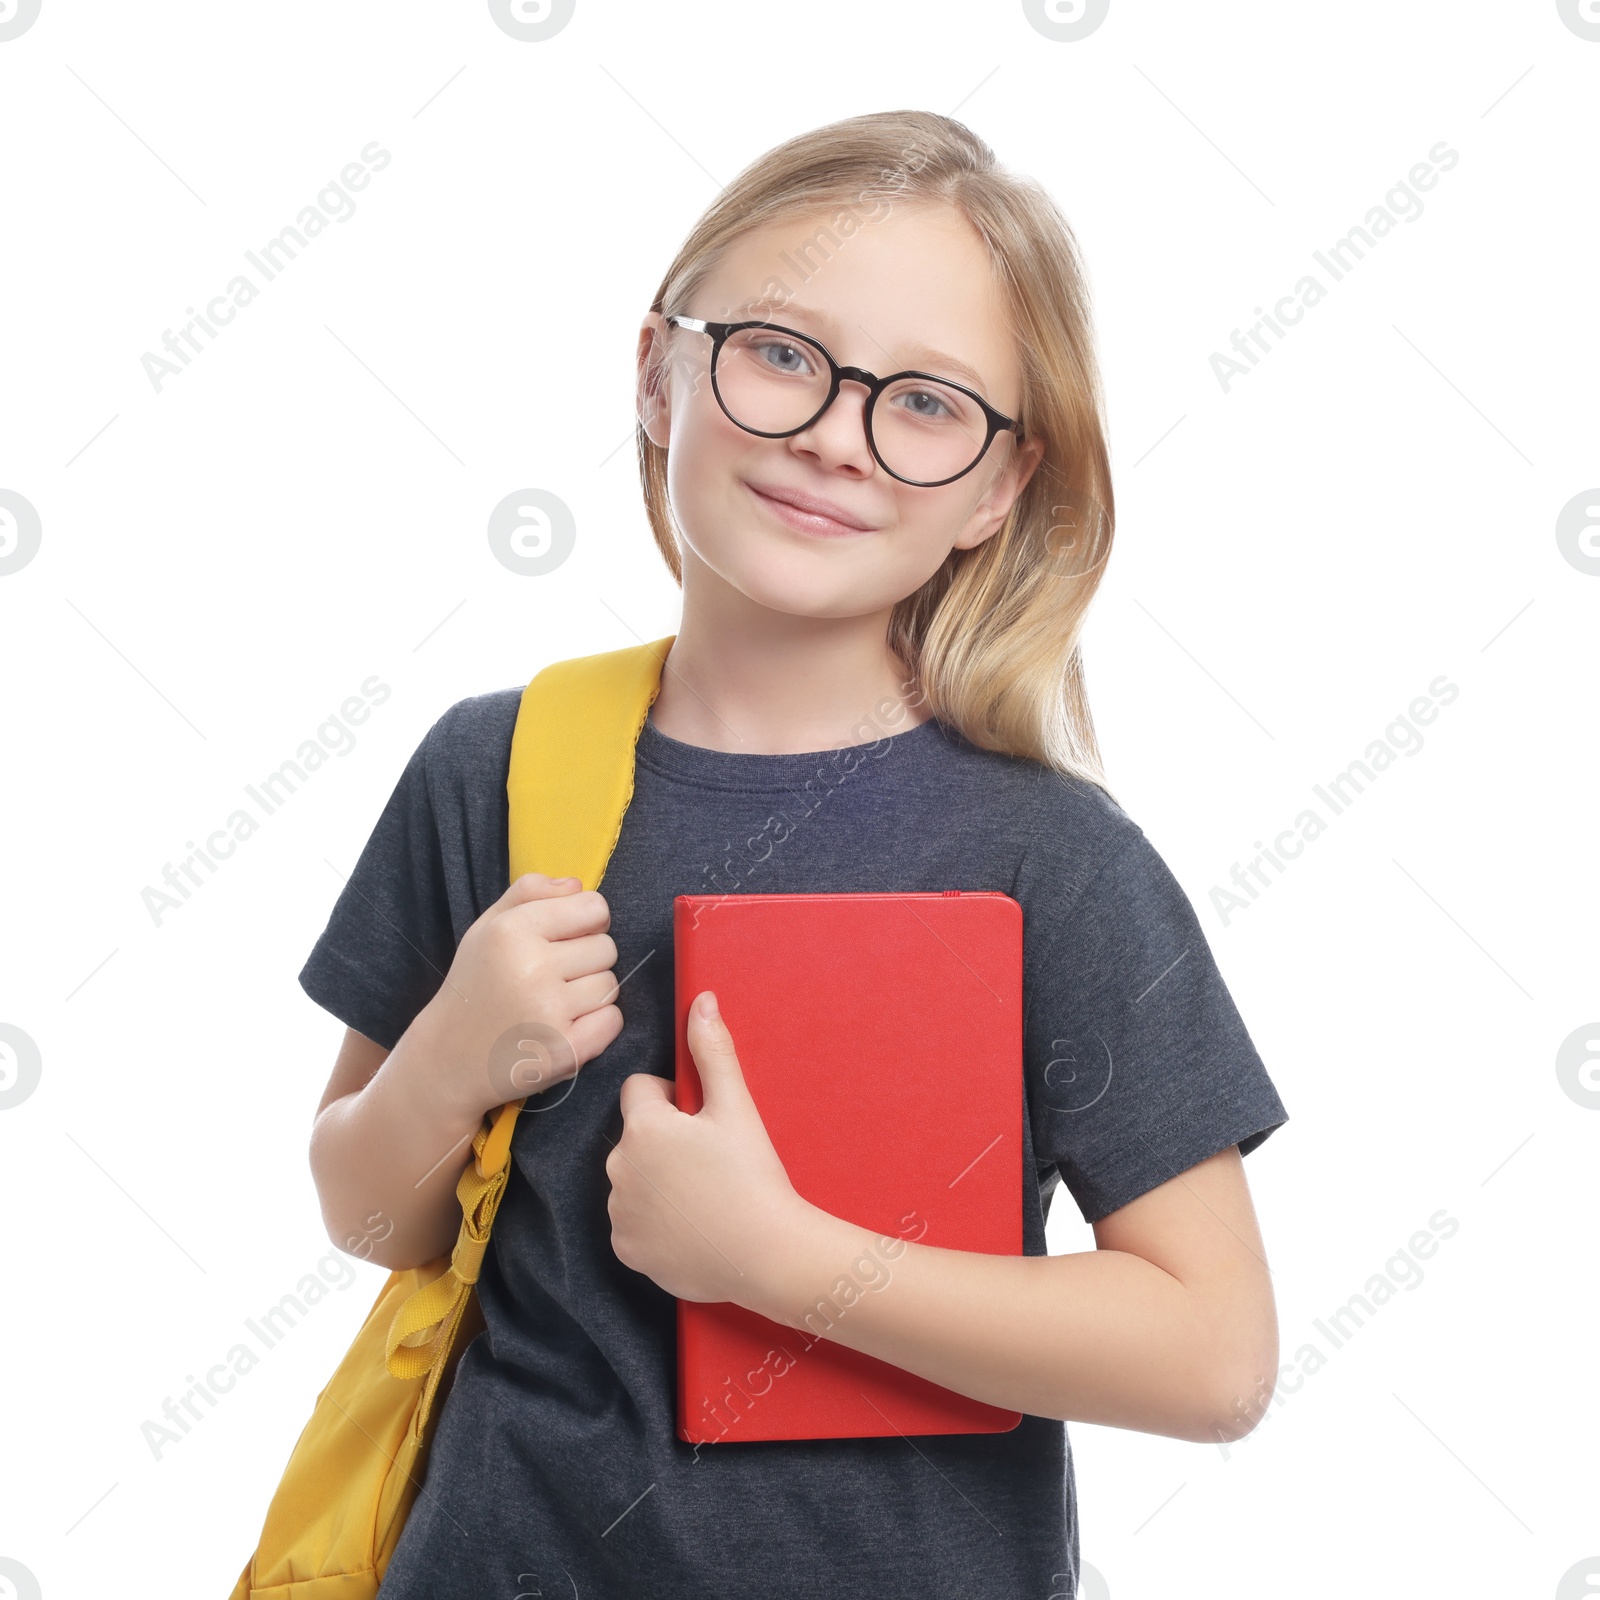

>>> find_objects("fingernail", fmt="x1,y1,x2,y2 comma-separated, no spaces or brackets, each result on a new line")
696,991,719,1021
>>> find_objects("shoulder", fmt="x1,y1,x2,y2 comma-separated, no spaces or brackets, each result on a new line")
413,685,525,796
923,719,1149,903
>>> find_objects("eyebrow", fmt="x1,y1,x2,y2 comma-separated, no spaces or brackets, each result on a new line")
754,301,992,395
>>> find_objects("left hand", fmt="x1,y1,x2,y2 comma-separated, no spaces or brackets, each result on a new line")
606,990,808,1306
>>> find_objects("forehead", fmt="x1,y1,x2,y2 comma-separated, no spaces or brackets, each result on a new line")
695,200,1020,398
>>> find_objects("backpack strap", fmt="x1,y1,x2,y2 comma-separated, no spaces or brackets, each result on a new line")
384,635,674,1394
485,633,675,1172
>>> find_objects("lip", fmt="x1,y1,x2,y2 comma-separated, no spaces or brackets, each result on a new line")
743,479,882,536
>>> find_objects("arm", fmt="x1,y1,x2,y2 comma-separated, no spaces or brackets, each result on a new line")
743,1144,1278,1444
308,1011,488,1271
608,995,1280,1445
308,873,625,1272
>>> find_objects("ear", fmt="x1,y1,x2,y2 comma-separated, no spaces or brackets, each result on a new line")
951,433,1046,552
636,313,673,450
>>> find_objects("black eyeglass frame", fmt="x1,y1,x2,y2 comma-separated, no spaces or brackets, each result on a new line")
664,315,1024,489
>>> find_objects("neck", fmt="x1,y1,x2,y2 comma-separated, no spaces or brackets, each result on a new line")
649,562,929,756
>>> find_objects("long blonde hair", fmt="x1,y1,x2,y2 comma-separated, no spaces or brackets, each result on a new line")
637,109,1116,795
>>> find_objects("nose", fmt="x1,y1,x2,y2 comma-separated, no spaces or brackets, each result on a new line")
788,376,876,478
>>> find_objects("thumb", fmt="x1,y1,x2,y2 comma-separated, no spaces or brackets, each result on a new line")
686,991,752,1113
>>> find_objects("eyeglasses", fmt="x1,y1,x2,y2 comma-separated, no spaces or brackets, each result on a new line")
664,315,1023,488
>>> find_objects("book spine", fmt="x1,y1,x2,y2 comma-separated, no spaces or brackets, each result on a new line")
673,898,704,1115
675,1295,695,1442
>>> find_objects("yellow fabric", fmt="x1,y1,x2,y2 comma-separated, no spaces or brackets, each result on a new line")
226,635,674,1598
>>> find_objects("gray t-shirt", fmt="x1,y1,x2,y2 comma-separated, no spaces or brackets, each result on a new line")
299,688,1289,1600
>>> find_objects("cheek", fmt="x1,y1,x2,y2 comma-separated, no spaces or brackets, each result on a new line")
891,489,979,570
664,398,746,540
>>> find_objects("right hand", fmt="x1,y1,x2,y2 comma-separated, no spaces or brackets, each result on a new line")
418,872,625,1122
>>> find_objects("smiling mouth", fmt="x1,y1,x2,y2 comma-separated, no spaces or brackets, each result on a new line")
743,481,881,538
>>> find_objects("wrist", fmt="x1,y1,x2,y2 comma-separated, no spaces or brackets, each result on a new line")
734,1197,863,1327
397,996,497,1134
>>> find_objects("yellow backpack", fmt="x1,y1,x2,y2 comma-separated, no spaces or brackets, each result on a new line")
226,636,674,1599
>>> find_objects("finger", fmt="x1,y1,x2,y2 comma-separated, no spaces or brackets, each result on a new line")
497,872,584,910
685,992,750,1112
566,1003,623,1067
545,930,619,981
618,1071,674,1119
509,888,612,942
564,968,622,1016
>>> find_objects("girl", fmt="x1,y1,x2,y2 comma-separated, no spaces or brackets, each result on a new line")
304,109,1289,1599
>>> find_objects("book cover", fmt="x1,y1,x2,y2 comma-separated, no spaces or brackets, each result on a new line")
673,890,1024,1444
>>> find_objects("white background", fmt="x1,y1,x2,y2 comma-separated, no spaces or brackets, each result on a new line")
1,2,1596,1597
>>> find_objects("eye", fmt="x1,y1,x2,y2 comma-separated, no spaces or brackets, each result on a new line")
897,387,956,420
879,374,984,432
885,383,971,426
750,338,817,377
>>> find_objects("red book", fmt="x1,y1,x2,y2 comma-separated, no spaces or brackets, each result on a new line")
672,890,1024,1444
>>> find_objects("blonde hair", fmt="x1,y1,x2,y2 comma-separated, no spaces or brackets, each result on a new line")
637,109,1117,795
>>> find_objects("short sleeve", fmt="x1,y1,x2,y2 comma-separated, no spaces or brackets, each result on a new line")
297,717,465,1052
1025,830,1288,1224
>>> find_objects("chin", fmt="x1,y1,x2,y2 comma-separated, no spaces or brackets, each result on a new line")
698,549,864,619
737,571,856,618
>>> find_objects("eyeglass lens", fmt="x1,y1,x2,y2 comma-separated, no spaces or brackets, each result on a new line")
714,327,992,484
